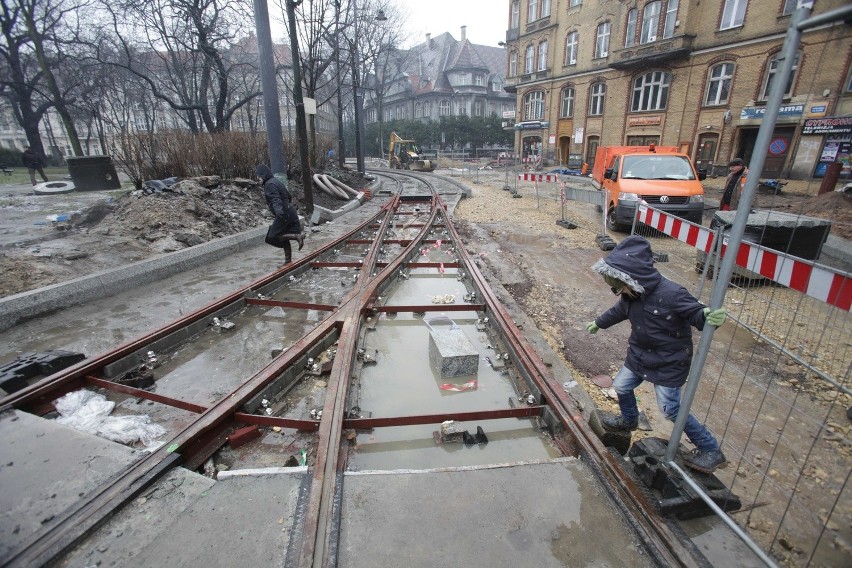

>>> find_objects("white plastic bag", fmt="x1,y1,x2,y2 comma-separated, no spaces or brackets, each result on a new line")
53,390,165,449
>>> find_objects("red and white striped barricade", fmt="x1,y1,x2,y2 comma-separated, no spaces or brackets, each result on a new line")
637,202,852,311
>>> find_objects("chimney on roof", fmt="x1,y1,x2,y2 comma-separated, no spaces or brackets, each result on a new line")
426,33,431,42
461,26,466,42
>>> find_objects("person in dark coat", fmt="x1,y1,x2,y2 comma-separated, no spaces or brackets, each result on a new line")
586,235,728,473
257,164,304,264
22,147,48,186
720,158,746,211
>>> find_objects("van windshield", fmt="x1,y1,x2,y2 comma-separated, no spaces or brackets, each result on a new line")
621,155,696,180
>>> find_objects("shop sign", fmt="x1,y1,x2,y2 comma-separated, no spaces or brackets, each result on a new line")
515,121,550,130
802,116,852,135
502,110,516,119
740,104,804,120
627,115,662,126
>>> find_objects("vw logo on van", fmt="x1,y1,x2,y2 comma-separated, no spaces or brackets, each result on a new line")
659,195,670,203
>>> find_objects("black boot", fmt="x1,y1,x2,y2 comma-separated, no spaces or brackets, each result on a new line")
462,430,476,446
297,233,305,251
683,449,726,473
599,411,638,431
475,426,488,445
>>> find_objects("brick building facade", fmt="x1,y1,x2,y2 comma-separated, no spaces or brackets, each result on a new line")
503,0,852,180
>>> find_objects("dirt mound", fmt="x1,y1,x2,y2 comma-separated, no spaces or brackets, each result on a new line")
795,191,852,239
84,178,270,243
0,171,366,298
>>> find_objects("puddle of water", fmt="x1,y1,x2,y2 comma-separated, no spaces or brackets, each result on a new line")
349,314,557,470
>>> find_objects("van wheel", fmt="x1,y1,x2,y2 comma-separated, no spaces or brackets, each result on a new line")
606,207,627,232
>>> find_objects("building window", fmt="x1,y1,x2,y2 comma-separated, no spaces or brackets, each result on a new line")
589,83,606,115
595,22,611,58
760,52,800,100
524,90,545,120
511,0,520,28
525,45,535,74
565,31,578,65
625,9,637,48
541,0,550,17
474,74,484,86
782,0,795,16
528,0,538,23
537,41,548,71
560,87,574,118
705,62,734,106
641,2,660,44
510,51,518,76
586,135,600,168
720,0,747,30
569,0,581,6
696,133,719,164
414,103,421,117
631,71,671,111
664,0,679,38
439,99,451,116
474,100,485,116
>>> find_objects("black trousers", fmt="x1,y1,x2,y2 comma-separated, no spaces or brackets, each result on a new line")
265,216,299,261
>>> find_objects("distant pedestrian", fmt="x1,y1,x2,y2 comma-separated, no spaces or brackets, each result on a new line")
257,164,304,264
22,147,48,186
586,235,728,473
720,158,746,211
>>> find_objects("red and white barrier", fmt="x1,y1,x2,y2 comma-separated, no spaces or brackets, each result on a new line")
517,173,558,183
637,203,852,311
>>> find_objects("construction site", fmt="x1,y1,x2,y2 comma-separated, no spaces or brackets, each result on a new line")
0,150,849,567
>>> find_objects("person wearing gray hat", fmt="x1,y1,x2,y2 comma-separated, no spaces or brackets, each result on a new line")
257,164,304,264
721,158,746,211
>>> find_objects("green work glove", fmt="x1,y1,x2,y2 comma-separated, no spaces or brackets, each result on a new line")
703,307,726,327
586,321,599,334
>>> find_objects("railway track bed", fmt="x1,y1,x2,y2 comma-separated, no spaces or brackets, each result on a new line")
1,172,758,567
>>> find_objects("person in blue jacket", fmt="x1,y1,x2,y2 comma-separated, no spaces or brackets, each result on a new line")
257,164,304,264
587,235,728,473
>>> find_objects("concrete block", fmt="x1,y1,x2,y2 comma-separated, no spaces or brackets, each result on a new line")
428,327,478,377
227,426,261,449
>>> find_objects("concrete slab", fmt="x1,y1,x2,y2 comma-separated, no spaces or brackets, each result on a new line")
56,467,215,568
123,471,305,567
0,409,139,564
337,459,654,568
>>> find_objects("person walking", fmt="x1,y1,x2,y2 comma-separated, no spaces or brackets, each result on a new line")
720,158,746,211
257,164,304,264
586,235,728,473
22,147,48,186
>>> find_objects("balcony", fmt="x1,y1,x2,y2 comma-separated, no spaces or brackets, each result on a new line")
514,69,551,85
610,34,695,70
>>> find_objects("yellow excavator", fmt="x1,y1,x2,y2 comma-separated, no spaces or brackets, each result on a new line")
388,132,436,172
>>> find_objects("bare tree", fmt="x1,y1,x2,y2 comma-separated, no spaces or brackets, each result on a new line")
95,0,262,133
0,0,84,157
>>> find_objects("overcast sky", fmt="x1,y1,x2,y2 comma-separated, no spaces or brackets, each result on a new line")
404,2,509,48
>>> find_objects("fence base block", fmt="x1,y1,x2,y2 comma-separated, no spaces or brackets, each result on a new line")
628,437,742,520
595,234,617,251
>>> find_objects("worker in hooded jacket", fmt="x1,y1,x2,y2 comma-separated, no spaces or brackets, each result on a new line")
587,235,728,473
257,164,304,264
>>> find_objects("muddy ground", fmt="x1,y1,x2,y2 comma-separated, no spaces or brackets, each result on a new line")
0,168,355,297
